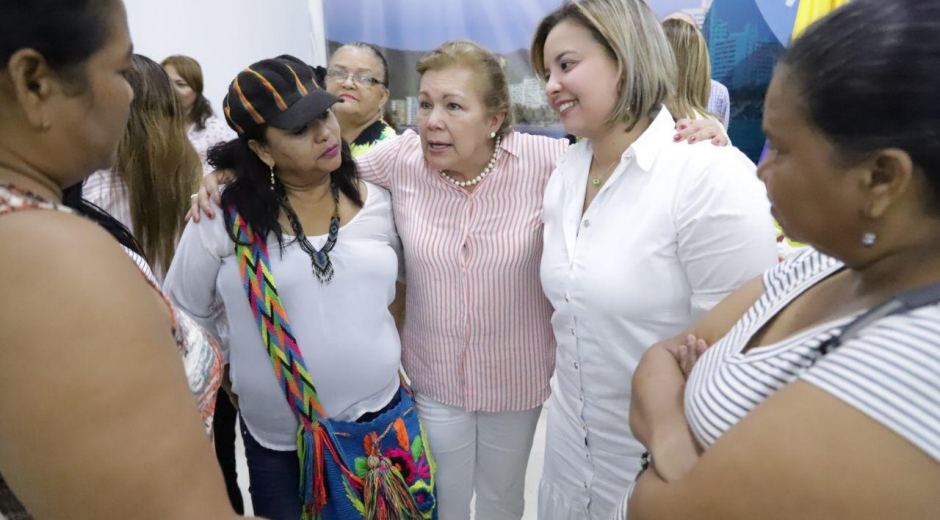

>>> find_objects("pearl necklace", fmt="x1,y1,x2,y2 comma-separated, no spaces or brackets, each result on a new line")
439,136,501,188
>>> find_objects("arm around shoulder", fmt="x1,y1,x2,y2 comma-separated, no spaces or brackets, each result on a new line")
355,130,413,189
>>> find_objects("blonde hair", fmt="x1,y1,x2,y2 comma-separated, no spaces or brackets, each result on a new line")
662,18,717,121
118,55,202,277
531,0,676,131
416,39,513,137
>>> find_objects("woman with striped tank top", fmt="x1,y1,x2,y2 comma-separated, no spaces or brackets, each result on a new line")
624,1,940,518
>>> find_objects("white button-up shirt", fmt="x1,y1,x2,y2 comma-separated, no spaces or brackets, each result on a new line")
537,108,778,519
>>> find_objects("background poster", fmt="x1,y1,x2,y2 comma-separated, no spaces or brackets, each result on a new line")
324,0,800,162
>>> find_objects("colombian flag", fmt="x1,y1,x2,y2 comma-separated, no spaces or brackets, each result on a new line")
792,0,852,39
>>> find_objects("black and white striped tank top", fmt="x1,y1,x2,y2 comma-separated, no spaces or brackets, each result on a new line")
685,248,940,462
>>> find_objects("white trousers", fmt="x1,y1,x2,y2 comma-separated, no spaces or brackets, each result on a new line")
415,393,542,520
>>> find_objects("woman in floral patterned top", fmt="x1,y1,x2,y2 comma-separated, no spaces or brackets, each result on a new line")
322,43,398,157
0,1,240,519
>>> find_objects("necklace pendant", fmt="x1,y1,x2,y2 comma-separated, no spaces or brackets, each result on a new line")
591,178,602,187
311,251,335,283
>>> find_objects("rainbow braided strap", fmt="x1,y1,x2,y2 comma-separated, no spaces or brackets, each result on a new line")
229,207,424,520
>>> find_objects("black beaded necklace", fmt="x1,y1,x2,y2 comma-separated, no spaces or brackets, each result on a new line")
281,179,341,284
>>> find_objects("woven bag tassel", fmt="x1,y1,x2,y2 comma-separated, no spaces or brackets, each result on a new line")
299,422,330,520
362,434,424,520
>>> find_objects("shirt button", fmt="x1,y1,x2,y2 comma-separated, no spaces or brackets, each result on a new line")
625,153,633,160
583,219,591,228
583,481,589,489
565,293,570,301
578,393,584,401
574,362,579,370
571,328,576,335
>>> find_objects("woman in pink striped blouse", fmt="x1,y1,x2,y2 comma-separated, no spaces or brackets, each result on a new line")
354,41,564,520
192,41,726,519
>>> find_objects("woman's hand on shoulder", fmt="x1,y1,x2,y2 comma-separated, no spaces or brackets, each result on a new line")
674,118,729,146
185,169,233,222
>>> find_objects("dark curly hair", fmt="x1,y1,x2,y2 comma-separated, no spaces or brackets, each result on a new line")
209,127,363,250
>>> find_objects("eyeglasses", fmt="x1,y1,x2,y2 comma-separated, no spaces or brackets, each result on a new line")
325,69,386,87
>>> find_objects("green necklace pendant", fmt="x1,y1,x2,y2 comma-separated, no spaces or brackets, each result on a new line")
591,178,602,187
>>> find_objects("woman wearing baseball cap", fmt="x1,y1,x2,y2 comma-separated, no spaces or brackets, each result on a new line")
164,56,436,520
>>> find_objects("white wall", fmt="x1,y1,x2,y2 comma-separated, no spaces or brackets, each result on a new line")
123,0,327,116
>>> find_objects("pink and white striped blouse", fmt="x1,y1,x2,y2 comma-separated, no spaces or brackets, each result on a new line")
357,130,569,412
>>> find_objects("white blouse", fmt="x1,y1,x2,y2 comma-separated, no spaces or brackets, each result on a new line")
163,182,403,450
537,108,778,519
188,116,237,175
83,169,132,235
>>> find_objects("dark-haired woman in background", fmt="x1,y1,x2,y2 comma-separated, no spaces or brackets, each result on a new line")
162,54,235,173
164,57,436,520
626,1,940,518
0,0,239,518
323,43,397,156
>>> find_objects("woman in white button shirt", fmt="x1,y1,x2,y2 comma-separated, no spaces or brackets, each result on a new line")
531,1,778,518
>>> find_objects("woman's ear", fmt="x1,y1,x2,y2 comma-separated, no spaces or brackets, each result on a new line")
247,139,274,169
862,148,914,220
488,111,506,137
6,48,59,130
378,87,390,113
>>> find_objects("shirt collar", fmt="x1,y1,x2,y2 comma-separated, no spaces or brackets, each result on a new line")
564,105,675,173
627,106,675,172
499,129,523,159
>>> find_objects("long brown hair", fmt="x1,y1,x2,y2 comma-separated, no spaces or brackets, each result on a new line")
661,18,717,121
115,54,201,276
161,54,214,130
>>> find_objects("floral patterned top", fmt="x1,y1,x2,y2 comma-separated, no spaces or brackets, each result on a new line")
0,183,223,519
349,119,397,158
188,115,237,175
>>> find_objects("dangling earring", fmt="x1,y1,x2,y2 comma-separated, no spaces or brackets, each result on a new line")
861,232,877,247
489,131,496,139
269,166,276,188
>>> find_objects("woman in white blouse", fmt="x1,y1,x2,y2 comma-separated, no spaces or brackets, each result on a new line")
530,0,777,518
164,57,408,520
162,55,236,174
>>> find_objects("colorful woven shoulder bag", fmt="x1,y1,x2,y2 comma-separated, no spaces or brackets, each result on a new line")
228,206,437,520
